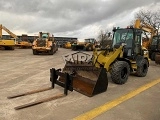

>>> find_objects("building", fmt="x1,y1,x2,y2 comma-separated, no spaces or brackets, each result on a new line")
2,35,77,47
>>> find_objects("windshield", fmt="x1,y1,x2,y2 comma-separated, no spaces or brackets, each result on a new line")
85,39,94,43
42,33,48,39
112,29,133,47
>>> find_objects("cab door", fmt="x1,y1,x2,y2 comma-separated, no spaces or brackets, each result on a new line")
134,30,143,56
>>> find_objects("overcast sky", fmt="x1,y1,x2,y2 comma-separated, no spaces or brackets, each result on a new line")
0,0,160,39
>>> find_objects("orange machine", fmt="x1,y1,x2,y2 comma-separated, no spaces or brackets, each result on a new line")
32,32,58,55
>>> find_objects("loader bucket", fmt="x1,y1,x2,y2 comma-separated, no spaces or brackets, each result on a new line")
59,62,108,97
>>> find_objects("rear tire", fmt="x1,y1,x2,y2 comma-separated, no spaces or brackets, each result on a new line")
155,53,160,64
48,47,54,55
136,59,148,77
111,61,130,84
72,46,77,51
33,50,38,55
151,52,155,61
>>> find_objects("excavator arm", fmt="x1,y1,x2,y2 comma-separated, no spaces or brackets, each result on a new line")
0,24,18,39
134,19,158,49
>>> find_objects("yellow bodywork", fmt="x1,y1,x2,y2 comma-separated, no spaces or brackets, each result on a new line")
93,46,124,71
32,32,58,55
64,42,72,49
93,45,150,72
0,39,15,46
0,24,16,50
16,41,32,48
32,39,52,51
0,39,15,49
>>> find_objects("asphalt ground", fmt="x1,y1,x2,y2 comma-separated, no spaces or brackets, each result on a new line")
0,48,160,120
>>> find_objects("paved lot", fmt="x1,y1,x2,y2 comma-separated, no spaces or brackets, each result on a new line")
0,48,160,120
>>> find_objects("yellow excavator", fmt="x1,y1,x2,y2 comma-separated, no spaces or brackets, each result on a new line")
134,19,158,61
0,24,17,50
134,19,158,49
32,32,58,55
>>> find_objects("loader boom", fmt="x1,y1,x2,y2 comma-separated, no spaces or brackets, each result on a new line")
93,45,124,71
0,24,18,39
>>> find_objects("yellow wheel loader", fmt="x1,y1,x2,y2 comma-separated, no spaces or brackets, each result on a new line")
51,27,150,97
71,38,99,51
63,40,76,49
32,32,58,55
7,27,150,110
83,38,100,51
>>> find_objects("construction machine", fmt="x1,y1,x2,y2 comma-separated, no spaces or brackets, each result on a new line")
148,35,160,63
63,40,77,49
32,32,58,55
134,19,159,61
0,24,18,50
71,38,99,51
83,38,100,51
59,27,150,95
134,19,158,49
53,26,149,97
71,40,85,50
7,27,150,110
16,34,32,48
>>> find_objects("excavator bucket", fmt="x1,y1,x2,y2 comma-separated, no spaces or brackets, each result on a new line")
58,61,108,97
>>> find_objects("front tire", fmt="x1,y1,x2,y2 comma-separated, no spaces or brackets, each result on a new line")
72,46,77,51
48,46,54,55
136,59,148,77
111,61,130,84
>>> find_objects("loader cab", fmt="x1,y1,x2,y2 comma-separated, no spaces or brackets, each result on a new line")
112,28,143,58
85,38,96,44
41,33,49,40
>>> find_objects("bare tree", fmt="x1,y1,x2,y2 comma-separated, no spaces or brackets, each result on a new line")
97,30,112,48
134,9,160,31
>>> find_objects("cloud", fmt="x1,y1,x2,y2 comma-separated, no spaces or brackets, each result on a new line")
0,0,159,38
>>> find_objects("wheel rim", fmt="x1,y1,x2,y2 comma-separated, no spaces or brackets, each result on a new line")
121,67,127,79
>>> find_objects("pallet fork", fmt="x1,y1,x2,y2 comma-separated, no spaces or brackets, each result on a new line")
8,63,108,110
7,68,73,110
